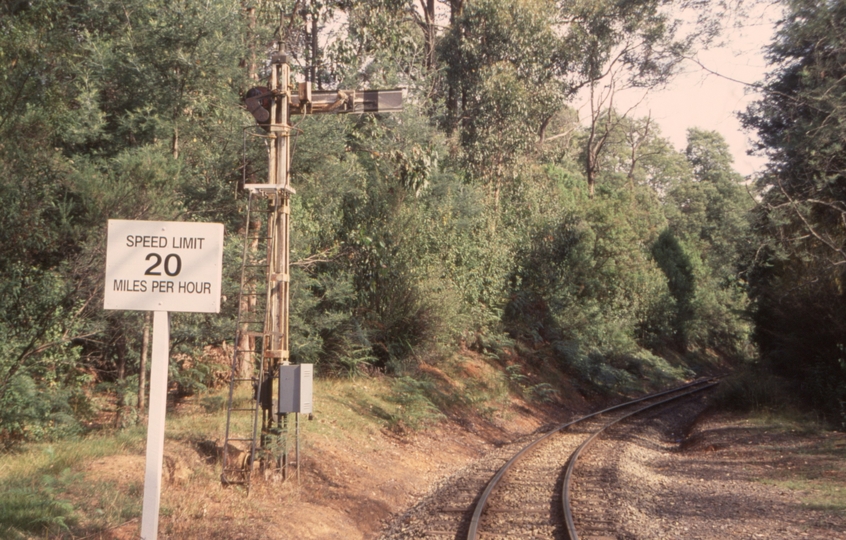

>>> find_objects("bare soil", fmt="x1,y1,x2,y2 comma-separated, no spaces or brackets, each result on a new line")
94,396,565,539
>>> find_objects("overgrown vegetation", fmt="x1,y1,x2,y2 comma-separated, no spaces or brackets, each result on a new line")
741,0,846,427
1,0,840,474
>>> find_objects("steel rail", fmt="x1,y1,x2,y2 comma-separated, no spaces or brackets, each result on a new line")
562,380,719,540
465,378,716,540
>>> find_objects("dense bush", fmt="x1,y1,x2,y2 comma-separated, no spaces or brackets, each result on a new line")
0,0,762,445
742,0,846,425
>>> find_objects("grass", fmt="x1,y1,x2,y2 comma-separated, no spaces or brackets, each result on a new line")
743,412,846,518
774,432,846,515
744,410,828,436
0,373,464,538
0,429,146,537
0,348,628,538
761,471,846,515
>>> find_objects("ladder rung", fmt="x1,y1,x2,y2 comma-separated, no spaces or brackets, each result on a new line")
233,377,256,382
229,407,257,412
226,437,257,442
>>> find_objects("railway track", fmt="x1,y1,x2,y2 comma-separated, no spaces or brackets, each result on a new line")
379,378,717,540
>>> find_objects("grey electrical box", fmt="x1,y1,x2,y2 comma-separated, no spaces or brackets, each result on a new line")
278,364,313,414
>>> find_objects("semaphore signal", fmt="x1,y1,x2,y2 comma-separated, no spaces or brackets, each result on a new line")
221,49,404,492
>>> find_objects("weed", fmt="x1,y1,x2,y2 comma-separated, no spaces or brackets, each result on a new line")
760,473,846,516
528,382,557,403
506,364,528,384
0,483,76,537
200,395,227,413
386,377,446,430
714,367,796,413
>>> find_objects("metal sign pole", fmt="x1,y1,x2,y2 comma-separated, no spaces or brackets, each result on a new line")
140,311,170,540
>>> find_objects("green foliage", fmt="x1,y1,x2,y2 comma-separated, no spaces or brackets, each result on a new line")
742,0,846,425
386,376,446,430
0,430,147,537
0,375,87,448
657,129,755,356
714,366,796,413
0,0,248,444
0,0,761,445
441,0,567,176
0,476,77,537
326,0,426,89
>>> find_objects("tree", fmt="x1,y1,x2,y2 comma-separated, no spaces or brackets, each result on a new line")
0,0,249,443
441,0,726,201
0,0,102,443
742,0,846,424
657,129,753,355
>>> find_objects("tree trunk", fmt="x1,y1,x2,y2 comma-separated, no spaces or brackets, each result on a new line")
422,0,435,71
246,6,257,81
450,0,464,21
587,167,596,198
310,9,319,88
171,124,179,159
538,113,554,145
114,322,128,428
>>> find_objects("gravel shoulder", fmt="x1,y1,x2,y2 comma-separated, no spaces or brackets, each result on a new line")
603,409,846,539
379,403,846,540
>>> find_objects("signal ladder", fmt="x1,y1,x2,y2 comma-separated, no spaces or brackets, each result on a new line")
221,188,286,488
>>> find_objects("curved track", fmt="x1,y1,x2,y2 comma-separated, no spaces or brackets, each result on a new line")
379,379,717,540
560,381,717,539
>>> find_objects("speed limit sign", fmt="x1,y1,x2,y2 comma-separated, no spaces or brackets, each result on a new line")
104,219,224,313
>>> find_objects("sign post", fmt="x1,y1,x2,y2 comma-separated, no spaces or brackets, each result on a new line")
141,310,169,540
104,219,224,540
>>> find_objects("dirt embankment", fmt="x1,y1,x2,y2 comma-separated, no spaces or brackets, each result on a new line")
96,392,845,539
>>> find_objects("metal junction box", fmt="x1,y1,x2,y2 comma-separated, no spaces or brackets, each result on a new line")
278,364,313,414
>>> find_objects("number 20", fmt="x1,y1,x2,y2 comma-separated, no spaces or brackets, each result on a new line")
145,253,182,276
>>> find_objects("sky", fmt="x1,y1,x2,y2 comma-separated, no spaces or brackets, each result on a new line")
582,4,783,178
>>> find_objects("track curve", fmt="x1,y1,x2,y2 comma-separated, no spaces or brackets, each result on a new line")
561,381,718,540
466,379,717,540
379,379,718,540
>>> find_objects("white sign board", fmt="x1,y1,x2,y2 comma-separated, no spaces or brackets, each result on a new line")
104,219,224,313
